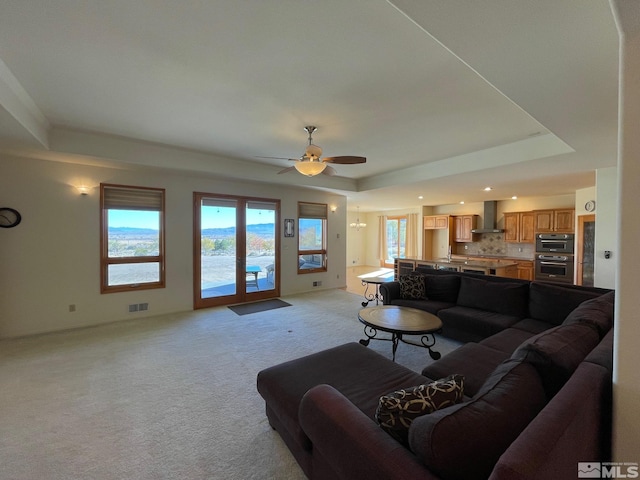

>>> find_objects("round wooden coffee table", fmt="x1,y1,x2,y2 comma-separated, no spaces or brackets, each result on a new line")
358,305,443,361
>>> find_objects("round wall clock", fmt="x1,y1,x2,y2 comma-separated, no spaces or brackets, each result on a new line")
584,200,596,212
0,207,22,228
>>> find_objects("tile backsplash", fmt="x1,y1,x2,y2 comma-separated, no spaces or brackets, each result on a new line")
454,233,535,259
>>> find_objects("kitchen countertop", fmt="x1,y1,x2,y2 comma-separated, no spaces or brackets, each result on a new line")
434,258,518,268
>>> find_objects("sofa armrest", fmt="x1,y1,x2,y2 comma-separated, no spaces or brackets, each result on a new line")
299,384,439,480
380,281,401,304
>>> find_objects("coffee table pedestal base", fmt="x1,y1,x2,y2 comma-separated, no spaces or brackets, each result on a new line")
359,325,441,362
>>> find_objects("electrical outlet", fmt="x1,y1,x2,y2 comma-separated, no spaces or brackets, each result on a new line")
68,304,76,312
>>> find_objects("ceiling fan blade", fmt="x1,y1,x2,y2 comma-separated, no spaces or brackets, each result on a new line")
256,155,300,161
277,166,296,175
322,165,337,176
322,156,366,164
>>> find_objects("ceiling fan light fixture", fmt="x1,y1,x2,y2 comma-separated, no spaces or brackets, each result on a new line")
294,161,327,177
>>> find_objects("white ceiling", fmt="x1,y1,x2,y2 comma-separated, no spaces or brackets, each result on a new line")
0,0,619,211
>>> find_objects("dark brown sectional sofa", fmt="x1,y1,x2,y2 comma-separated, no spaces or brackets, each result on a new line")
257,271,614,479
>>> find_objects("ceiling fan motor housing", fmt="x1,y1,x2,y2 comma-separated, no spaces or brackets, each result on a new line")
304,143,322,160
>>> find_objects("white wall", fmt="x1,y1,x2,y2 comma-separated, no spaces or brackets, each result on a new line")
594,167,617,289
346,209,368,266
611,0,640,461
0,154,347,338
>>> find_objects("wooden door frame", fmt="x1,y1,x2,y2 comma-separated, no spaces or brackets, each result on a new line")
193,192,281,309
382,215,407,268
576,214,595,286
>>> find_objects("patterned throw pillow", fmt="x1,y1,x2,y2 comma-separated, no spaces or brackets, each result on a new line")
375,374,465,445
399,274,427,300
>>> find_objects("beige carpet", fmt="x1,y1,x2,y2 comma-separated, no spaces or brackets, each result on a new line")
0,289,461,480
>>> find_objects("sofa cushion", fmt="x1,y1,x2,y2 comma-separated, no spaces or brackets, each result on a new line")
562,291,614,338
479,328,537,355
409,359,547,480
375,374,464,446
399,273,427,300
456,276,529,318
388,298,455,315
424,274,461,303
528,282,601,325
422,343,510,397
511,318,555,334
438,306,522,342
512,323,600,397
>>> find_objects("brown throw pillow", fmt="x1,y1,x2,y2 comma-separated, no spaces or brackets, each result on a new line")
375,374,464,445
399,274,427,300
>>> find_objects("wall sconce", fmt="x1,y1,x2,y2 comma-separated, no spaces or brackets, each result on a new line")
330,205,337,213
77,186,91,196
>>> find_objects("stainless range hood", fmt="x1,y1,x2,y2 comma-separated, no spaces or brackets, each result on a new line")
471,201,504,233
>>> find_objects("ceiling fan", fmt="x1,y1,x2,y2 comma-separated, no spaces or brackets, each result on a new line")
260,126,366,177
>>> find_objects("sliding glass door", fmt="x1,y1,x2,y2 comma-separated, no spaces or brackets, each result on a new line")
194,193,280,309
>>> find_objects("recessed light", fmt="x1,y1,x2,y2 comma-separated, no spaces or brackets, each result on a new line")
459,201,465,205
418,195,423,200
484,187,492,191
511,196,518,200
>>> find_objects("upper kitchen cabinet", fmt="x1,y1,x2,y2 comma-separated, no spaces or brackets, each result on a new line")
454,215,478,242
534,209,575,233
424,215,450,230
423,215,455,259
504,212,535,243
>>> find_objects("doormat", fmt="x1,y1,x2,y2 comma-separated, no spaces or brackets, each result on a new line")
228,299,292,316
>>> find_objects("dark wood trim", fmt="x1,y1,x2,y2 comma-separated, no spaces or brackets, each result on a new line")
576,214,595,286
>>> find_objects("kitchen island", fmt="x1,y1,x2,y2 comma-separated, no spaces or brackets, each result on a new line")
394,257,519,279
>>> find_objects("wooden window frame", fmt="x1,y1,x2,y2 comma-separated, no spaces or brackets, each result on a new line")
297,202,327,274
100,183,166,293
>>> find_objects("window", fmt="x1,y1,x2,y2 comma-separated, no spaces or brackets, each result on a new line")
385,216,407,266
100,184,165,293
298,202,327,273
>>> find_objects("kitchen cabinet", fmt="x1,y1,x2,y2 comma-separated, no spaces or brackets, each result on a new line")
515,260,534,281
504,212,535,243
454,215,478,242
422,216,455,260
424,215,450,230
534,209,575,233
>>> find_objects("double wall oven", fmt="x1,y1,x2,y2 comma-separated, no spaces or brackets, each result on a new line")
534,233,575,284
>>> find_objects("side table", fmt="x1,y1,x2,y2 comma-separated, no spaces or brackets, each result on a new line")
358,273,393,307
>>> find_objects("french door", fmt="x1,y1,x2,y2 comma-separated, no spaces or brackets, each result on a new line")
194,193,280,309
383,216,407,268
